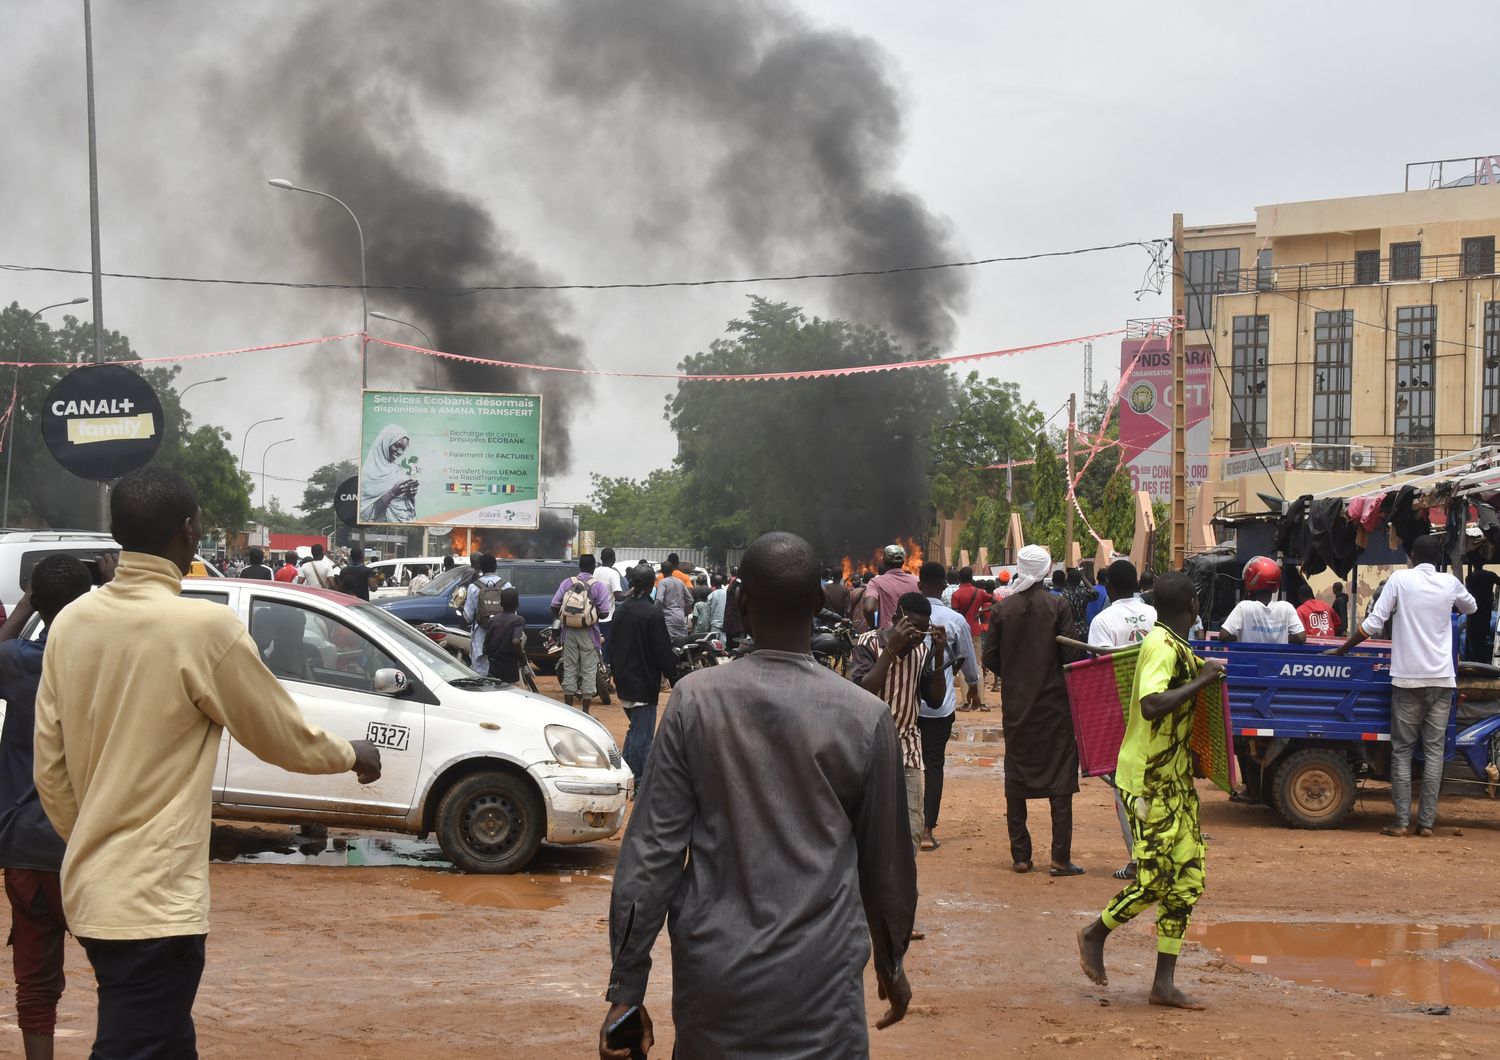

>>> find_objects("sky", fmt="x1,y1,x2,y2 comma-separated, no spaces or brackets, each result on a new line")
3,0,1499,516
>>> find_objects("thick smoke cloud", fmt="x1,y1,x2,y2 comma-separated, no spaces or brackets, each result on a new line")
540,0,967,349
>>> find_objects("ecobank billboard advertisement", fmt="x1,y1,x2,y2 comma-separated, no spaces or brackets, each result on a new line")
358,390,542,529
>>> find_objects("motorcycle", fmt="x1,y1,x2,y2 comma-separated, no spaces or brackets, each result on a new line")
812,609,856,673
676,633,730,677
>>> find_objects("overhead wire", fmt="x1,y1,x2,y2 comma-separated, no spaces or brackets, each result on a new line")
0,239,1169,295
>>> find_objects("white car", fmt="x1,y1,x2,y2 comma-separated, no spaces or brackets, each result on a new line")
366,556,447,600
22,577,632,873
0,530,221,612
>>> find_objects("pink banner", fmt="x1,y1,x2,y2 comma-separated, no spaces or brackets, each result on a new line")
1117,338,1210,500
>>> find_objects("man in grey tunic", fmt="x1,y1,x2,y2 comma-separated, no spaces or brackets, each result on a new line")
600,532,917,1059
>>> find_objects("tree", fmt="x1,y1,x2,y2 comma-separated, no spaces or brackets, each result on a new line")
249,496,308,534
577,469,694,547
158,426,252,535
954,494,1011,564
668,298,951,560
1028,430,1067,557
298,460,357,532
0,303,247,530
929,372,1043,521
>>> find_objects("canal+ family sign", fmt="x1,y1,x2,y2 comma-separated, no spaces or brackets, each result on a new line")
41,364,164,481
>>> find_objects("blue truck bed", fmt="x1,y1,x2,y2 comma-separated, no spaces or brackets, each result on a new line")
1192,641,1458,757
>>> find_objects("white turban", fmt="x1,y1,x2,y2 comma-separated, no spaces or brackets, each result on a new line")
1010,544,1053,594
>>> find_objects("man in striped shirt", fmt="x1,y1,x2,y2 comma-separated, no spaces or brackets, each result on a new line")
849,592,947,859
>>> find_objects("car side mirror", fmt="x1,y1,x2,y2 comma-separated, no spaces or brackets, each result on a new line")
374,668,410,696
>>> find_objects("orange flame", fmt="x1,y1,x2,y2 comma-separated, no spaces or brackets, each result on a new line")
837,537,926,582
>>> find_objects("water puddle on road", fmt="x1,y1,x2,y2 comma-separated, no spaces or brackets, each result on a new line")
210,826,610,912
210,827,449,868
1190,921,1500,1009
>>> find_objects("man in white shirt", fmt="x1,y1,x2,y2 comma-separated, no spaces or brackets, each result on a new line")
1218,557,1306,645
595,548,625,668
1088,560,1158,650
295,543,335,589
1087,558,1158,882
1330,534,1476,837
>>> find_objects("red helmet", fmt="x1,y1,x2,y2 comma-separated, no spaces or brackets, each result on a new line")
1242,556,1282,593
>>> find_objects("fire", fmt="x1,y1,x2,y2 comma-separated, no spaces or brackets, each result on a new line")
837,537,925,582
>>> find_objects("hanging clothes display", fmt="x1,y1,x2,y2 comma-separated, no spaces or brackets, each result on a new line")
1307,497,1362,578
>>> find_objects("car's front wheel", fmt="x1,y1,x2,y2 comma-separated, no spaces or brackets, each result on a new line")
435,770,545,873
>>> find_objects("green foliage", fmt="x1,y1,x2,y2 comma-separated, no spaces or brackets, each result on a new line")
929,372,1043,520
578,468,694,547
954,494,1011,562
156,426,252,535
298,460,357,532
1151,498,1172,573
668,298,951,559
0,304,227,529
1027,430,1068,556
249,496,308,535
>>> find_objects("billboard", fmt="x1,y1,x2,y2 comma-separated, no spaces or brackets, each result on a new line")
1117,338,1211,500
359,390,542,528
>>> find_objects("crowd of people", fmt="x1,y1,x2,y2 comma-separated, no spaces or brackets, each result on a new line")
0,470,1479,1057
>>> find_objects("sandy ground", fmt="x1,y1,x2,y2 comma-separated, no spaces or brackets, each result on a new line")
6,676,1500,1058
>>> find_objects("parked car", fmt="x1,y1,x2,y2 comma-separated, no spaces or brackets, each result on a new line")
0,530,220,611
379,559,582,665
13,578,631,872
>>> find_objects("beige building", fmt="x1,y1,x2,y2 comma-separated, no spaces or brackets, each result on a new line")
1184,158,1500,516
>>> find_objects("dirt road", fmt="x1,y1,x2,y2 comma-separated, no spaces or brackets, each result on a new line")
7,683,1499,1057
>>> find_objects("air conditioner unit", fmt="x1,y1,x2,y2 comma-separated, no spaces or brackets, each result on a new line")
1349,447,1376,469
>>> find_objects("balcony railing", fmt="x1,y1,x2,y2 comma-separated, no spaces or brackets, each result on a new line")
1215,251,1498,294
1216,251,1496,294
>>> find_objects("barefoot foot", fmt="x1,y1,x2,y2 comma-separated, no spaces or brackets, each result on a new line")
1077,926,1108,986
1149,985,1205,1010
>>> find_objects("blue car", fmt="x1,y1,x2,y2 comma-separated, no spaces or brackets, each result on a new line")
379,560,584,666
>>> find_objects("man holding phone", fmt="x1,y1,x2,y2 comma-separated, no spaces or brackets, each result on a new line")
601,532,916,1059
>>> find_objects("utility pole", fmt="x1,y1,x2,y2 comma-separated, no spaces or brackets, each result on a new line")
1083,341,1093,400
1170,212,1187,569
1065,391,1076,567
83,0,109,531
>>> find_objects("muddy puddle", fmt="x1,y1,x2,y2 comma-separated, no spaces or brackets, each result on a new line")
1191,921,1500,1009
209,826,609,911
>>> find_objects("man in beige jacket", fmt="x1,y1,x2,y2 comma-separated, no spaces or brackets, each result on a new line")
35,467,381,1058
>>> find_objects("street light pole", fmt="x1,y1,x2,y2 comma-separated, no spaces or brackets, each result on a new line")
370,311,438,389
178,376,227,404
259,436,295,514
82,0,108,531
4,298,90,527
240,415,285,469
267,179,368,387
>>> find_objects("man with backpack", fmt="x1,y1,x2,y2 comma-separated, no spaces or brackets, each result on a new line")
551,554,613,712
463,553,510,676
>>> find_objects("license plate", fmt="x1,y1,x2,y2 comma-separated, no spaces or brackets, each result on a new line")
366,721,411,752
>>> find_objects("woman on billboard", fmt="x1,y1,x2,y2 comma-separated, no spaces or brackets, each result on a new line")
360,424,420,523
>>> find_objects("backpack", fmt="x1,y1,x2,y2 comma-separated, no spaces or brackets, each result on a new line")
560,576,598,628
475,581,507,628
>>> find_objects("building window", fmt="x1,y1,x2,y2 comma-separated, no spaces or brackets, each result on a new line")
1355,250,1380,285
1484,302,1500,442
1229,314,1269,451
1390,241,1422,281
1185,248,1240,331
1394,305,1436,468
1311,310,1353,470
1256,249,1273,291
1462,235,1496,277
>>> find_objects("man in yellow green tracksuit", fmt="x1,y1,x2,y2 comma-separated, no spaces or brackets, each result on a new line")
1076,571,1225,1009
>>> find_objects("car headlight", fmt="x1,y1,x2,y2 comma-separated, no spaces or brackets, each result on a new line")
545,725,611,770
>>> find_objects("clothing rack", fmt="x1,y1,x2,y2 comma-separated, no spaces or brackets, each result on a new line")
1311,446,1500,501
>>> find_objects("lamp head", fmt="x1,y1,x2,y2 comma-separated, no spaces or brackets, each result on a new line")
267,178,294,191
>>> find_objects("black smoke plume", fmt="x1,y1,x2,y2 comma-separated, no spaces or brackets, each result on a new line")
478,513,576,559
